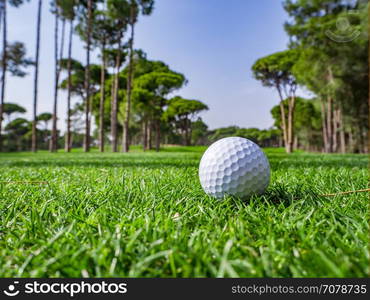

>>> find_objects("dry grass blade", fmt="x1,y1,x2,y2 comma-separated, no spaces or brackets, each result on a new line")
320,188,370,197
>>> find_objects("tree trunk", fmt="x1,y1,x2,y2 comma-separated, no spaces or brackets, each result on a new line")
188,118,192,146
358,122,364,153
147,120,152,150
32,0,42,152
333,108,340,153
276,85,288,152
287,94,295,153
186,117,191,146
183,117,191,146
338,107,345,153
326,96,333,153
320,99,328,152
0,0,6,151
59,19,66,69
51,16,65,151
50,6,58,152
155,119,160,152
99,42,106,152
111,36,122,153
279,101,288,152
70,130,74,149
362,125,368,153
122,11,135,153
306,131,310,151
325,66,335,153
16,136,22,151
142,119,147,151
65,19,73,152
182,118,187,146
43,122,48,145
278,136,282,147
182,129,187,146
0,0,3,33
348,128,354,153
83,0,92,152
110,72,115,151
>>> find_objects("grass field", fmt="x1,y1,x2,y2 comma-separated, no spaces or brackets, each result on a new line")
0,146,368,277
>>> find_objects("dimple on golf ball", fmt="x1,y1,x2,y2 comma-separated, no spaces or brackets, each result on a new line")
199,137,270,199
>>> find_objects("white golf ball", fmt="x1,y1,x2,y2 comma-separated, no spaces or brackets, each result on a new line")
199,137,270,199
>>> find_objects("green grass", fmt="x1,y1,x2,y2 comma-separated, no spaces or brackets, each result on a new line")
0,147,368,277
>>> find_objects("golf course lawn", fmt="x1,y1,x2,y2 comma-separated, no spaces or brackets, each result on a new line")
0,146,368,277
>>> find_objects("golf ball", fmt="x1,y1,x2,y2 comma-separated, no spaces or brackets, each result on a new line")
199,137,270,199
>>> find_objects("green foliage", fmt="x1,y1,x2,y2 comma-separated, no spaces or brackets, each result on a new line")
136,0,155,16
163,96,208,146
252,49,298,92
107,0,130,20
8,0,30,8
131,87,154,116
59,58,84,71
57,0,77,20
1,102,27,137
3,102,26,116
127,0,155,24
36,112,53,123
59,59,103,97
90,9,119,49
103,47,128,68
191,118,208,145
105,0,129,48
75,0,105,45
165,96,208,120
208,126,239,141
134,71,186,97
129,53,170,78
271,97,319,130
4,117,29,133
208,126,280,148
283,0,368,152
0,41,34,77
92,71,126,128
132,70,187,128
271,97,322,150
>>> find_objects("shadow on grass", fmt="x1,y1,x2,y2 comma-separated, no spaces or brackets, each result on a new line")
261,183,321,206
223,183,322,210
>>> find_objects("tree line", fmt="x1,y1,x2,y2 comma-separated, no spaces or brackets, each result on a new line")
0,0,211,153
0,99,282,151
252,0,368,153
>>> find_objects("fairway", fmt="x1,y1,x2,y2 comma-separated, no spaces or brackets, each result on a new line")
0,147,368,277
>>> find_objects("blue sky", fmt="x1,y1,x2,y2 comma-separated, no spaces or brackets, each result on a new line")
6,0,299,131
